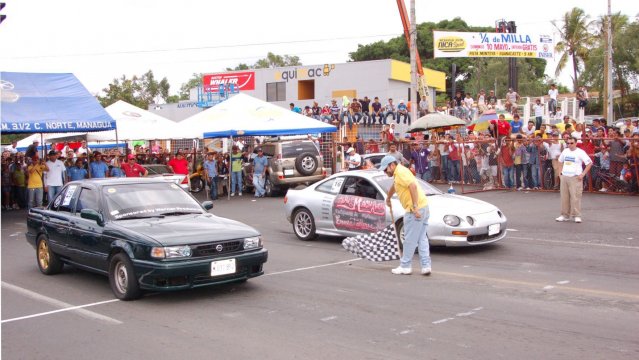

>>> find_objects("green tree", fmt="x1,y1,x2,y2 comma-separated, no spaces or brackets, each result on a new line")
553,7,595,91
98,70,171,108
253,52,302,69
179,73,203,100
349,18,548,99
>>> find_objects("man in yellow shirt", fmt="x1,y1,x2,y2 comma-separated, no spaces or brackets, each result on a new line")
379,155,431,275
27,159,49,209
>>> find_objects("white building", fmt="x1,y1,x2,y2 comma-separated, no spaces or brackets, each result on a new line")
149,59,446,121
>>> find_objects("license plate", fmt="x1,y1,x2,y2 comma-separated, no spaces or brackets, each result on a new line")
283,169,294,176
488,224,500,236
210,259,236,276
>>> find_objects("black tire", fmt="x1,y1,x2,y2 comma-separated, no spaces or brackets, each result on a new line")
36,235,63,275
264,177,274,197
543,169,554,190
295,152,319,176
292,208,318,241
108,253,142,301
190,176,204,193
395,219,405,251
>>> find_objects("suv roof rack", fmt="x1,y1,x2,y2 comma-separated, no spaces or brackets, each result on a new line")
263,135,310,143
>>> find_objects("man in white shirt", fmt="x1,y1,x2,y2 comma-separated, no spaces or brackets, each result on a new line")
77,140,92,156
532,98,544,130
544,132,563,189
4,141,18,154
523,121,536,137
44,150,66,201
556,138,593,223
346,147,362,171
548,84,558,116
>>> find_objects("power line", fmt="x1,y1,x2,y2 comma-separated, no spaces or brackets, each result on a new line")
3,33,399,60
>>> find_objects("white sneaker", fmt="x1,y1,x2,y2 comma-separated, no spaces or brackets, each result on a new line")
599,188,608,192
391,266,412,275
555,215,569,222
421,267,432,276
231,193,235,197
574,217,582,223
239,192,243,196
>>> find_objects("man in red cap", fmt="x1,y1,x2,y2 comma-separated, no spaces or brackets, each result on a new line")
121,154,148,177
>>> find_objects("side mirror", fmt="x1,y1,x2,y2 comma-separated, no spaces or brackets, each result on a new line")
201,201,214,210
80,209,104,226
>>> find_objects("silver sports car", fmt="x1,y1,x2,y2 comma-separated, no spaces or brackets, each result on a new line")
284,170,507,247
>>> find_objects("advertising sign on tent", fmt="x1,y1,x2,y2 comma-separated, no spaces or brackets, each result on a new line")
0,72,116,133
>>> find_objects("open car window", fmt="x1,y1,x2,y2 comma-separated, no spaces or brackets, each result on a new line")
75,188,99,214
51,184,79,213
103,182,204,220
340,176,381,200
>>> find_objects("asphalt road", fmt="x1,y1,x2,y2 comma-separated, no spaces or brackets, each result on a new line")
2,188,638,359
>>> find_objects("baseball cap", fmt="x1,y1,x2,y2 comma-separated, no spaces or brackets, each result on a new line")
347,147,355,153
47,150,57,156
127,154,135,160
378,155,397,171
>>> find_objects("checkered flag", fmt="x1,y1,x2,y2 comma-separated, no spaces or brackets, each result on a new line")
342,224,401,262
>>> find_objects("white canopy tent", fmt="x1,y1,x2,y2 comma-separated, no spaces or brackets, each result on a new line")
45,100,185,143
176,93,337,138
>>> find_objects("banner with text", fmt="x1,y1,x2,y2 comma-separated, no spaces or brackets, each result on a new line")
433,31,554,59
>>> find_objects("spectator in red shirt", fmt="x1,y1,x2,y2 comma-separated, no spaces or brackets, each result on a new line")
498,138,515,189
121,154,148,177
168,152,189,176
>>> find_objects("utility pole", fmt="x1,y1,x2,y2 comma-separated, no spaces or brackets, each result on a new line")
496,19,518,91
409,0,418,123
605,0,614,123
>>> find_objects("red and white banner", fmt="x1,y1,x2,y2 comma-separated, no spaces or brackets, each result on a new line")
202,71,255,92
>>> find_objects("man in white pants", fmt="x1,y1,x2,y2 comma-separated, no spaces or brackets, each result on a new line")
555,139,593,223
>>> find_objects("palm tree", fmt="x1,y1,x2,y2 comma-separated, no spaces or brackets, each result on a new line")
553,7,594,91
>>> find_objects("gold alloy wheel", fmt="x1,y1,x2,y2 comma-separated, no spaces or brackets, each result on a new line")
38,240,50,270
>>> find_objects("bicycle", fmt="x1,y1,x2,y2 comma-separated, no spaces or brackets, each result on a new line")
592,165,631,193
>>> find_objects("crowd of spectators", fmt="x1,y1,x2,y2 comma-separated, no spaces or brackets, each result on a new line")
289,94,431,129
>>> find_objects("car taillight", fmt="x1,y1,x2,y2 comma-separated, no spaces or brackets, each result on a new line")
181,176,188,184
284,196,287,204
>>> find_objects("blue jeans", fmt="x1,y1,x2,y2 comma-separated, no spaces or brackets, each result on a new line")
400,207,431,269
417,170,431,182
353,112,364,124
340,112,353,129
27,187,43,209
208,177,218,200
231,171,242,194
502,166,514,188
253,174,265,197
369,112,384,125
383,111,396,123
48,185,62,202
397,111,411,124
448,159,461,182
529,163,540,188
440,155,449,181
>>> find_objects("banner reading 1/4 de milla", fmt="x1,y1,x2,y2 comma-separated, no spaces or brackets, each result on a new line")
433,31,555,59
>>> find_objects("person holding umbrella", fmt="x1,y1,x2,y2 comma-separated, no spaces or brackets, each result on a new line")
379,155,431,276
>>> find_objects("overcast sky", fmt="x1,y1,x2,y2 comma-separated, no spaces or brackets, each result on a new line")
1,0,636,96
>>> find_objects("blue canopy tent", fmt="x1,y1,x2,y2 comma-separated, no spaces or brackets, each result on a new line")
1,72,116,134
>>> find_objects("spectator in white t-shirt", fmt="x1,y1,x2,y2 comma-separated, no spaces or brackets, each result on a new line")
532,98,544,130
555,139,593,223
44,150,66,201
548,84,558,116
77,140,92,156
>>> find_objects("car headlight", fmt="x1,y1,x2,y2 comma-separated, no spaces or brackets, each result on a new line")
150,245,192,259
443,215,461,227
243,236,262,250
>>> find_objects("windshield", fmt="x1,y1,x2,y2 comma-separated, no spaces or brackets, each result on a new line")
373,175,442,196
103,182,203,220
144,165,173,175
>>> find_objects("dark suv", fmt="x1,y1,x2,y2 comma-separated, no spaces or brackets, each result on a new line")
243,137,326,196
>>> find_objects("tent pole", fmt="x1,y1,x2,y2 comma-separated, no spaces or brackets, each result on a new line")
228,135,232,200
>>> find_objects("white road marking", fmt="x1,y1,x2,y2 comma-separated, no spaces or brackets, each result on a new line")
543,285,555,290
557,280,570,285
509,236,639,250
1,282,121,325
433,307,482,325
9,232,22,237
506,228,519,232
321,315,338,322
265,258,362,276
